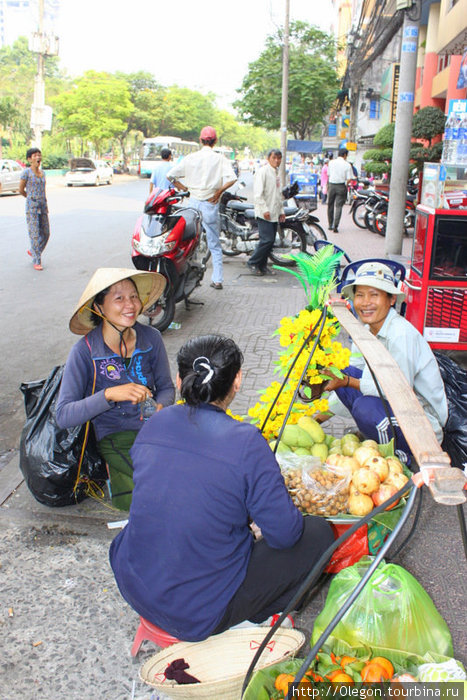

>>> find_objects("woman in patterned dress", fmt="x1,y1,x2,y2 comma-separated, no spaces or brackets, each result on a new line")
19,147,50,271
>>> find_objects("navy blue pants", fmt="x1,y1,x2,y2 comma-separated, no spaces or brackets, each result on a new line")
335,366,411,462
249,218,278,271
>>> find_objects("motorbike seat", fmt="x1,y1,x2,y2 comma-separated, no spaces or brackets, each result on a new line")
227,200,251,212
180,208,201,241
284,206,299,216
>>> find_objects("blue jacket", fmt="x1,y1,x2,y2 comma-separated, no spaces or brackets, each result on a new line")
56,322,174,441
109,402,304,641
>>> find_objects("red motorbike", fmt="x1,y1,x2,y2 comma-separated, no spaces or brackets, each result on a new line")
131,187,209,332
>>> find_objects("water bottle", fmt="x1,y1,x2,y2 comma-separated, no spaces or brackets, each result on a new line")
140,397,158,421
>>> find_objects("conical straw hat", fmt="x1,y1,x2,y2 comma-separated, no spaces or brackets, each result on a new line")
69,268,166,335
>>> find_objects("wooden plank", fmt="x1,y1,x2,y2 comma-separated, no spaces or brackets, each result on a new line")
330,300,451,469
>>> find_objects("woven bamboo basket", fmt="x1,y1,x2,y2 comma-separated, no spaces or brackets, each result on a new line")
139,627,305,699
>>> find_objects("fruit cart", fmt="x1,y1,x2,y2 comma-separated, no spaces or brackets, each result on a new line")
240,298,466,699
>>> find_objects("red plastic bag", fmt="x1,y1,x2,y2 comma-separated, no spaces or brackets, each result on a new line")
325,522,369,573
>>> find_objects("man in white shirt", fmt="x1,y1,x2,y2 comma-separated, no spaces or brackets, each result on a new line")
327,148,353,233
247,149,286,276
167,127,237,290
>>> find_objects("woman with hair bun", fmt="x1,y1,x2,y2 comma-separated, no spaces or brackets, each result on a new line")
110,334,334,642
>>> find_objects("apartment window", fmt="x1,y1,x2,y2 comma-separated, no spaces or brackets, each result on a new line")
369,99,380,119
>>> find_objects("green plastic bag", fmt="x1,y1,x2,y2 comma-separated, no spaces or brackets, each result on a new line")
312,557,453,658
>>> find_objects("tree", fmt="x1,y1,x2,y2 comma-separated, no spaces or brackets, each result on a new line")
157,87,216,141
0,36,69,142
53,71,134,156
410,106,446,170
0,96,20,157
362,123,395,176
235,21,340,140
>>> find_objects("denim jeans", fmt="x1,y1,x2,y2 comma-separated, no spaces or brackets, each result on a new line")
189,198,223,284
248,218,278,271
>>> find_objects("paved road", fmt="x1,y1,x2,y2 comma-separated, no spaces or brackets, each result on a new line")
1,179,464,700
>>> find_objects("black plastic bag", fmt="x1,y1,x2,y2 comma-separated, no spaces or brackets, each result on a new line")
19,365,107,507
434,351,467,468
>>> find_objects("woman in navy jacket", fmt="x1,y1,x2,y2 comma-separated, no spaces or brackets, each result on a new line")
110,334,333,641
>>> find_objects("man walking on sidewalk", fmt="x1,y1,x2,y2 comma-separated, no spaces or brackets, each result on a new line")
247,149,285,276
167,127,237,290
327,148,353,233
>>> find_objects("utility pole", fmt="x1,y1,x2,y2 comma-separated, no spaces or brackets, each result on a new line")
29,0,59,147
385,2,420,256
279,0,290,184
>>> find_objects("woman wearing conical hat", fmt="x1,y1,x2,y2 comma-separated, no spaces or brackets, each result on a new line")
56,268,175,510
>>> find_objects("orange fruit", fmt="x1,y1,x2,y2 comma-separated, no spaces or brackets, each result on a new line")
361,663,390,682
369,657,394,679
339,655,357,668
330,672,354,685
326,670,345,681
275,673,296,693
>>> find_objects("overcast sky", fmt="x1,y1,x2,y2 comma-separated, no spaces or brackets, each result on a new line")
54,0,335,109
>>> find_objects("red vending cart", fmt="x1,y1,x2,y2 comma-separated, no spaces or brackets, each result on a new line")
403,204,467,350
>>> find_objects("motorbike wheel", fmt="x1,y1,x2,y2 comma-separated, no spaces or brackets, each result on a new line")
375,215,386,237
219,231,242,257
303,221,327,246
352,201,368,229
364,210,377,233
268,223,307,267
143,286,176,333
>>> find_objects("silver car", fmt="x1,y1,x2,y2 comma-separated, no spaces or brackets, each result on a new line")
0,159,23,195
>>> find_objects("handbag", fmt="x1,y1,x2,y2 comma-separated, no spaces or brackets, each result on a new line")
19,364,107,507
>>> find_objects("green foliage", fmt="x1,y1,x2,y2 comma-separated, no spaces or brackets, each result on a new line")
363,148,393,162
53,71,134,155
412,106,445,144
410,141,443,170
274,247,343,309
373,123,395,148
235,21,339,140
41,152,69,169
158,86,216,141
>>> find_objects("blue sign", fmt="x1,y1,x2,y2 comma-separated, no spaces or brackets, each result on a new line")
287,139,322,154
328,124,337,136
289,171,318,197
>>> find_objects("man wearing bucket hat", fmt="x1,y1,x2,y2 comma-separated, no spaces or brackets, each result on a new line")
323,261,447,462
167,126,237,290
56,268,175,510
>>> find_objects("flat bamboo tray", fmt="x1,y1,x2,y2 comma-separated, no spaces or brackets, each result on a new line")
139,627,305,699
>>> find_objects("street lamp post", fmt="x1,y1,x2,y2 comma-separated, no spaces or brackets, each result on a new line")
29,0,59,148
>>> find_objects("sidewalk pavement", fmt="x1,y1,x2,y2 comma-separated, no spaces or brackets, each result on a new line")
1,202,465,700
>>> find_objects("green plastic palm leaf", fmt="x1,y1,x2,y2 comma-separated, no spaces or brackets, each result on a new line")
274,247,343,308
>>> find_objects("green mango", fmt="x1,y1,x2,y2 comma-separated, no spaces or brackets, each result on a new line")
297,415,325,444
269,440,292,455
311,443,329,462
324,433,334,447
295,447,311,456
281,424,314,448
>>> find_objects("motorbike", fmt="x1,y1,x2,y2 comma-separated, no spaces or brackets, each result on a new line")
218,182,327,265
131,187,209,332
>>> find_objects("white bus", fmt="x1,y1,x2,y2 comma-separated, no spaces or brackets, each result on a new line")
138,136,199,177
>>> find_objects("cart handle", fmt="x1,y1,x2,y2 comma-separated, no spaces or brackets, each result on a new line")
403,278,423,291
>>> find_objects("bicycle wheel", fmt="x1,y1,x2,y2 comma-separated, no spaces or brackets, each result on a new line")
268,223,307,266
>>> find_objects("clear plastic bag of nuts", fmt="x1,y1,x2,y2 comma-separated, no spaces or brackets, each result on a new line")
280,455,350,516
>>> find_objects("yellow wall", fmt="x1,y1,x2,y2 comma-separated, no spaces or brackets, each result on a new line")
431,66,450,97
437,0,467,53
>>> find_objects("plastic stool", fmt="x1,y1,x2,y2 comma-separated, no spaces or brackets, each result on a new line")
131,616,181,656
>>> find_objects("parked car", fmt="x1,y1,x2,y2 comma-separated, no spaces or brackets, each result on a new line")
65,158,113,187
0,159,23,195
